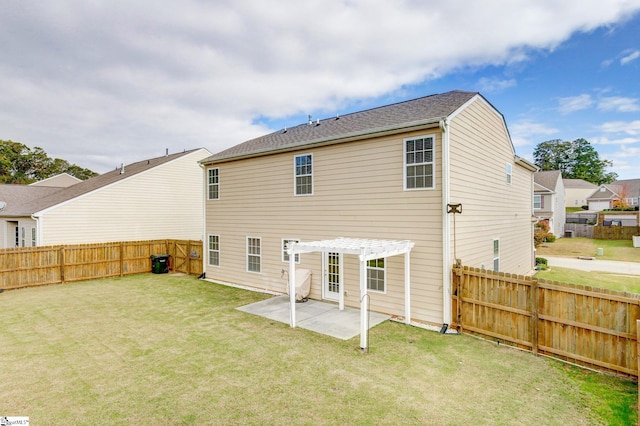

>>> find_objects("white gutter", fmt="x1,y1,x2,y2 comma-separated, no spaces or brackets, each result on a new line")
440,118,452,326
31,214,41,246
199,162,207,276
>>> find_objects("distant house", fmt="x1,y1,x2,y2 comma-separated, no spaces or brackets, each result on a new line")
0,148,211,248
587,179,640,211
200,90,537,328
534,171,566,236
563,178,597,208
29,173,82,188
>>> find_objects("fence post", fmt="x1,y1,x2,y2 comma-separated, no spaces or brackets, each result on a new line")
454,261,463,332
531,278,539,354
120,242,125,276
59,247,65,283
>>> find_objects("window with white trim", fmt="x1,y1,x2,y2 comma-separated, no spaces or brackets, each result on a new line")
506,163,513,185
208,168,219,200
282,238,300,263
21,227,25,247
208,235,220,267
294,154,313,195
31,228,36,247
493,239,500,272
367,258,386,292
404,135,435,190
247,237,261,273
534,195,542,210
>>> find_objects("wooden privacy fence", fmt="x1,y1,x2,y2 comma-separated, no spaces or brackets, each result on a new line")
452,265,640,376
593,225,638,240
0,239,203,290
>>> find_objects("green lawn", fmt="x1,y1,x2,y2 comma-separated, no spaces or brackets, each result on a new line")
536,237,640,263
535,267,640,293
0,274,636,425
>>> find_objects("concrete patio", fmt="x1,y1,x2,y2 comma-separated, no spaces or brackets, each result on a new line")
237,295,390,340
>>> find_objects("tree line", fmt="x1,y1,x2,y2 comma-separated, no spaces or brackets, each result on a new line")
533,138,617,185
0,139,97,184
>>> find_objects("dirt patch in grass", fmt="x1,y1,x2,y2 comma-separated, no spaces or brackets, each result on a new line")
0,275,636,425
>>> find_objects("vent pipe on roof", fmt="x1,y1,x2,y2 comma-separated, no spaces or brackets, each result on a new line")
165,148,169,156
120,163,125,174
316,118,320,126
308,115,312,125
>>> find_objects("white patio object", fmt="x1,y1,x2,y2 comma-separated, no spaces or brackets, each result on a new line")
286,237,414,350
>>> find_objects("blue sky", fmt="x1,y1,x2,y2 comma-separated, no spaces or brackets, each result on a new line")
1,1,639,179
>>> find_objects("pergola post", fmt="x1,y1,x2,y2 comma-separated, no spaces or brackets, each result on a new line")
289,251,296,327
359,255,368,350
404,250,411,324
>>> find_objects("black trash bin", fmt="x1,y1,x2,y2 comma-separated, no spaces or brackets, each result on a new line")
150,254,170,274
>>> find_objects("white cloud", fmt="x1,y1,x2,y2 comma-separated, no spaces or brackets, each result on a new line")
598,120,640,135
509,120,559,147
558,94,594,114
477,77,517,93
1,1,640,172
620,49,640,65
591,136,640,145
598,96,640,112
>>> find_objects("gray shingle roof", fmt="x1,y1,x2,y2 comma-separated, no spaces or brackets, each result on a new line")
613,178,640,197
534,170,562,192
202,90,478,164
0,149,204,216
562,178,597,189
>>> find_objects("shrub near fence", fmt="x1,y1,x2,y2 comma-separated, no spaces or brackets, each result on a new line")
452,265,640,376
0,239,203,290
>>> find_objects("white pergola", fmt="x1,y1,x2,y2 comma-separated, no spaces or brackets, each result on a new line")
286,237,415,349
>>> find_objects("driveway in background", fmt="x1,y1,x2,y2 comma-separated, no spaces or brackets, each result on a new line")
544,255,640,276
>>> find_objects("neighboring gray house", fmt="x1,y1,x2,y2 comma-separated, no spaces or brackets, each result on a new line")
0,148,211,248
534,170,565,236
587,179,640,211
563,178,597,209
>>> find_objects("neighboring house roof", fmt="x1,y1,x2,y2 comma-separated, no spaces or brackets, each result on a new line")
534,182,553,194
0,185,65,217
563,178,597,190
1,149,206,217
612,178,640,198
534,170,561,192
202,90,480,164
29,173,82,188
587,184,623,201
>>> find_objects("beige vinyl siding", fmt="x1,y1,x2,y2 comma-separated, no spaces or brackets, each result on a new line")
39,150,209,245
448,98,534,274
205,130,446,324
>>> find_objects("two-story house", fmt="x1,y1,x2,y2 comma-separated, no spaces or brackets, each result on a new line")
200,91,536,329
534,170,566,236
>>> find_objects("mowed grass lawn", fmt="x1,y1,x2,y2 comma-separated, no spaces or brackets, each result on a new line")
1,274,636,425
536,237,640,263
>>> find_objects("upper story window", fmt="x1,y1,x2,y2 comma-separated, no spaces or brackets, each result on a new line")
294,154,313,195
208,168,219,200
506,163,513,185
534,195,542,210
404,135,435,190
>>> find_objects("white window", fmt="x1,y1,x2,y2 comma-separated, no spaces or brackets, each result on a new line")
534,195,542,210
404,135,435,190
282,238,300,263
208,168,219,200
208,235,220,267
246,237,261,273
21,227,26,247
367,258,386,292
506,163,513,185
493,239,500,272
294,154,313,195
31,228,36,247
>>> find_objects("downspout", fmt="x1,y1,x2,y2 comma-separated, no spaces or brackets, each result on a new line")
440,118,452,326
199,162,207,278
31,214,41,246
